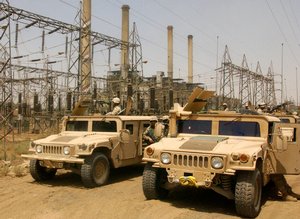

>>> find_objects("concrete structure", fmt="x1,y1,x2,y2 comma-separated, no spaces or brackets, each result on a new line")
167,25,173,84
188,35,193,83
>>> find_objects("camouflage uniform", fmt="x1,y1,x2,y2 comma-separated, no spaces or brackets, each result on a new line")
106,105,121,115
143,123,164,144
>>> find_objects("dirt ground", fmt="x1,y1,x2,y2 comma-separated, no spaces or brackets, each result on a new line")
1,165,300,219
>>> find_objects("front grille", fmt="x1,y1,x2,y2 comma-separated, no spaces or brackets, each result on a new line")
42,145,63,155
173,153,210,169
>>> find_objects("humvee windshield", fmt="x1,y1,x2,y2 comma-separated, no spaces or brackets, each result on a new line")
92,121,117,132
177,120,212,134
219,121,260,137
66,121,88,131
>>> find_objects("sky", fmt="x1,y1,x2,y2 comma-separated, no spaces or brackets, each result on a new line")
6,0,300,104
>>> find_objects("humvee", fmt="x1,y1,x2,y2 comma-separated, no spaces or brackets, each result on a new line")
22,115,151,188
142,89,300,218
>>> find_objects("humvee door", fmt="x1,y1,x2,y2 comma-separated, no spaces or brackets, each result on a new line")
269,123,300,174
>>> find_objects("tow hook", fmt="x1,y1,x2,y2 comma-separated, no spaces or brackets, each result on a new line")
179,176,198,187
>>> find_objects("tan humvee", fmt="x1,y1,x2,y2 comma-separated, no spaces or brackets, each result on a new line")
22,115,151,188
142,89,300,218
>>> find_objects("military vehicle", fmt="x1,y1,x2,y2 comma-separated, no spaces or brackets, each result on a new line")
142,87,300,218
22,115,151,188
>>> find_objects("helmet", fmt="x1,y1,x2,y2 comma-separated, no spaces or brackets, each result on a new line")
112,97,120,104
150,116,158,122
258,102,266,106
222,103,227,106
292,111,298,116
162,115,169,121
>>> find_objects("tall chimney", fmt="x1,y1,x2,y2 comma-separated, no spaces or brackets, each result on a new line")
80,0,92,96
167,26,173,84
188,35,193,83
121,5,130,80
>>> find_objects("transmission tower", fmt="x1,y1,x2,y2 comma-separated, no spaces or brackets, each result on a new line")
219,45,235,107
239,54,251,107
253,62,264,106
0,0,13,160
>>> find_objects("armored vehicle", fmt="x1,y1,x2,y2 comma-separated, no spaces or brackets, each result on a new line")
22,115,151,188
142,89,300,218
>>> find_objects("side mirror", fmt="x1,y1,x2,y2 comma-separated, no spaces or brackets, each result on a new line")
119,129,130,143
275,127,292,151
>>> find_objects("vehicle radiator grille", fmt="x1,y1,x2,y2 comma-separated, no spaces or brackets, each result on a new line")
42,145,63,155
173,154,210,168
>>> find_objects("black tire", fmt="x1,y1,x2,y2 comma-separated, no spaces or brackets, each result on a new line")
142,163,169,199
29,159,57,181
235,169,262,218
81,153,110,188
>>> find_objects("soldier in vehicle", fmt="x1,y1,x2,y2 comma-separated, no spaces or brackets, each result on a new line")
143,116,164,144
222,103,228,111
162,115,169,137
257,102,266,114
106,97,121,115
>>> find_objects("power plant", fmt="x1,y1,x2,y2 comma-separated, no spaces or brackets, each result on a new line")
0,0,295,156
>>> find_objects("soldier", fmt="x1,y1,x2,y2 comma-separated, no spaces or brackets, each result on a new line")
270,174,300,201
222,103,228,111
162,115,169,137
257,102,266,114
106,97,121,115
143,116,164,144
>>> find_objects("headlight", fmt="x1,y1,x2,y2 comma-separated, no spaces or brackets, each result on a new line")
211,157,224,169
36,145,42,153
161,152,171,164
63,146,70,155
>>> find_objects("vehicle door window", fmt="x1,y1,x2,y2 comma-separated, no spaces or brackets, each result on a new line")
125,124,134,135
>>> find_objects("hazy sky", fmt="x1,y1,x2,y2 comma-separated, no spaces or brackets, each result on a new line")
7,0,300,104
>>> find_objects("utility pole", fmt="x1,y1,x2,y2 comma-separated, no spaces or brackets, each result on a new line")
215,35,219,93
296,67,299,106
281,43,284,103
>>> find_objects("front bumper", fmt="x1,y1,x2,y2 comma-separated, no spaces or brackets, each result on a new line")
21,154,84,164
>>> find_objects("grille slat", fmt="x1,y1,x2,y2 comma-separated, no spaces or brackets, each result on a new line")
42,145,63,155
171,153,210,169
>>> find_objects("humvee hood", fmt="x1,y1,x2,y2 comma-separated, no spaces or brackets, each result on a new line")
155,135,265,154
34,132,118,145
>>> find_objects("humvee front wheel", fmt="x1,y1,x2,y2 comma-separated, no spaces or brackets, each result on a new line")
235,169,262,218
81,153,110,188
29,159,57,181
142,163,169,199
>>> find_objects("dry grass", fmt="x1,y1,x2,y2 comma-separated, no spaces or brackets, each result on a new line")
0,132,47,177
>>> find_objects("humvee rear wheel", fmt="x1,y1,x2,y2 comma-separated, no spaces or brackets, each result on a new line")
81,153,110,188
29,159,57,181
235,169,262,218
142,163,169,199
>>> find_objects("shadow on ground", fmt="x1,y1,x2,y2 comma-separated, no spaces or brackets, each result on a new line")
29,164,145,189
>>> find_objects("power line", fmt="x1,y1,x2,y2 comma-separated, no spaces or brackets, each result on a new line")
279,0,299,42
288,0,300,36
265,0,300,67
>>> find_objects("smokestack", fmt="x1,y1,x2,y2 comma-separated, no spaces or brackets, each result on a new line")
167,26,173,83
188,35,193,83
121,5,130,80
80,0,92,96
